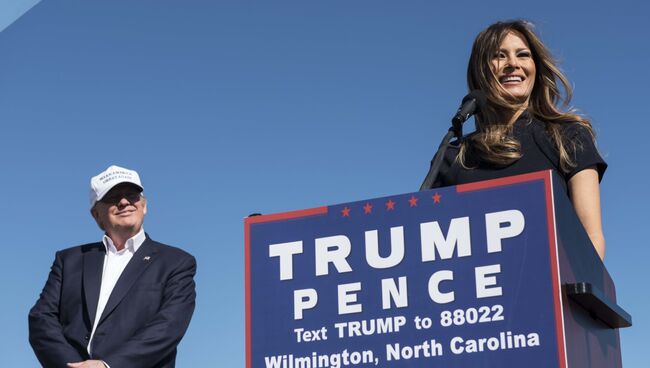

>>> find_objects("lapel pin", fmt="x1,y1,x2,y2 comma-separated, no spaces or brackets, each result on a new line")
143,256,151,261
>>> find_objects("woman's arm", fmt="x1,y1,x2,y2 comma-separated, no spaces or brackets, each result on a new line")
568,166,605,260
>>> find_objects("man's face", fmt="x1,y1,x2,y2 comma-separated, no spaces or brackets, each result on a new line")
91,183,147,236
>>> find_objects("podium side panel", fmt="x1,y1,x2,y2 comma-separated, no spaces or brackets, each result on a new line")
551,174,622,368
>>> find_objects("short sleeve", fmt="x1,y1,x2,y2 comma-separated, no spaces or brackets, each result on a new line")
564,124,607,182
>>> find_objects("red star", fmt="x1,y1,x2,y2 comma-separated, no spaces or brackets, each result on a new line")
341,207,351,217
363,202,373,214
385,199,396,211
432,192,442,204
408,195,418,207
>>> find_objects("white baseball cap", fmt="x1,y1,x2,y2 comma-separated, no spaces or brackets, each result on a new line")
89,165,144,208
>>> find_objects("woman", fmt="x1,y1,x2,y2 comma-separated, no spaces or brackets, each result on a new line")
427,20,607,260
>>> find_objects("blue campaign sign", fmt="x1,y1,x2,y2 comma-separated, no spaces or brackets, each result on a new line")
245,171,567,368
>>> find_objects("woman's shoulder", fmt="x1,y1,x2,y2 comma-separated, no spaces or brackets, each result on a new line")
526,117,595,144
532,116,593,136
535,118,606,180
559,121,596,141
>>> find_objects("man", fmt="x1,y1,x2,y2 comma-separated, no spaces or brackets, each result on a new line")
29,165,196,368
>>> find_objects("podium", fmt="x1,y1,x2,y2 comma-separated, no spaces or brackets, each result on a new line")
245,170,630,368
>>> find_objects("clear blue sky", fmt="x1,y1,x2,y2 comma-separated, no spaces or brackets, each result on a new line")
1,1,647,366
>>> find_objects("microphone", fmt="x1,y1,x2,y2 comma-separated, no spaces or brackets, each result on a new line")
451,90,486,136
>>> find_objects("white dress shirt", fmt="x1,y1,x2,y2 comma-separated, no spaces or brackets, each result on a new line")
88,228,146,355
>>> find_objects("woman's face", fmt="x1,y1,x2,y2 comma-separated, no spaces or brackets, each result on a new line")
490,31,536,101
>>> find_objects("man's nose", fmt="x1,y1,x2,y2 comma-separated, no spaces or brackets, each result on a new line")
117,196,131,207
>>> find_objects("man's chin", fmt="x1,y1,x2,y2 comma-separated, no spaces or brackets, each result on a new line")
108,223,142,235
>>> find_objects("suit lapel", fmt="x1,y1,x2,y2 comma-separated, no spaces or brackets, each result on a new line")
83,243,105,326
98,237,158,325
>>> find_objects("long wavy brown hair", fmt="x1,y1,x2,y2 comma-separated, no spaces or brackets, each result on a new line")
459,20,594,173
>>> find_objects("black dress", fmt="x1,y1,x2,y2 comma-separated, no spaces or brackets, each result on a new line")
430,113,607,193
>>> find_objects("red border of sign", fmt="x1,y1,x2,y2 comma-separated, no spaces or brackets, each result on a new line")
244,170,566,368
244,206,328,368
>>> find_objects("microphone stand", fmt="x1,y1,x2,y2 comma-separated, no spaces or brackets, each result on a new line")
419,91,484,191
418,124,462,191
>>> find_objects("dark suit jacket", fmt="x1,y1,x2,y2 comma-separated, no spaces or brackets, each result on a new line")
29,236,196,368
